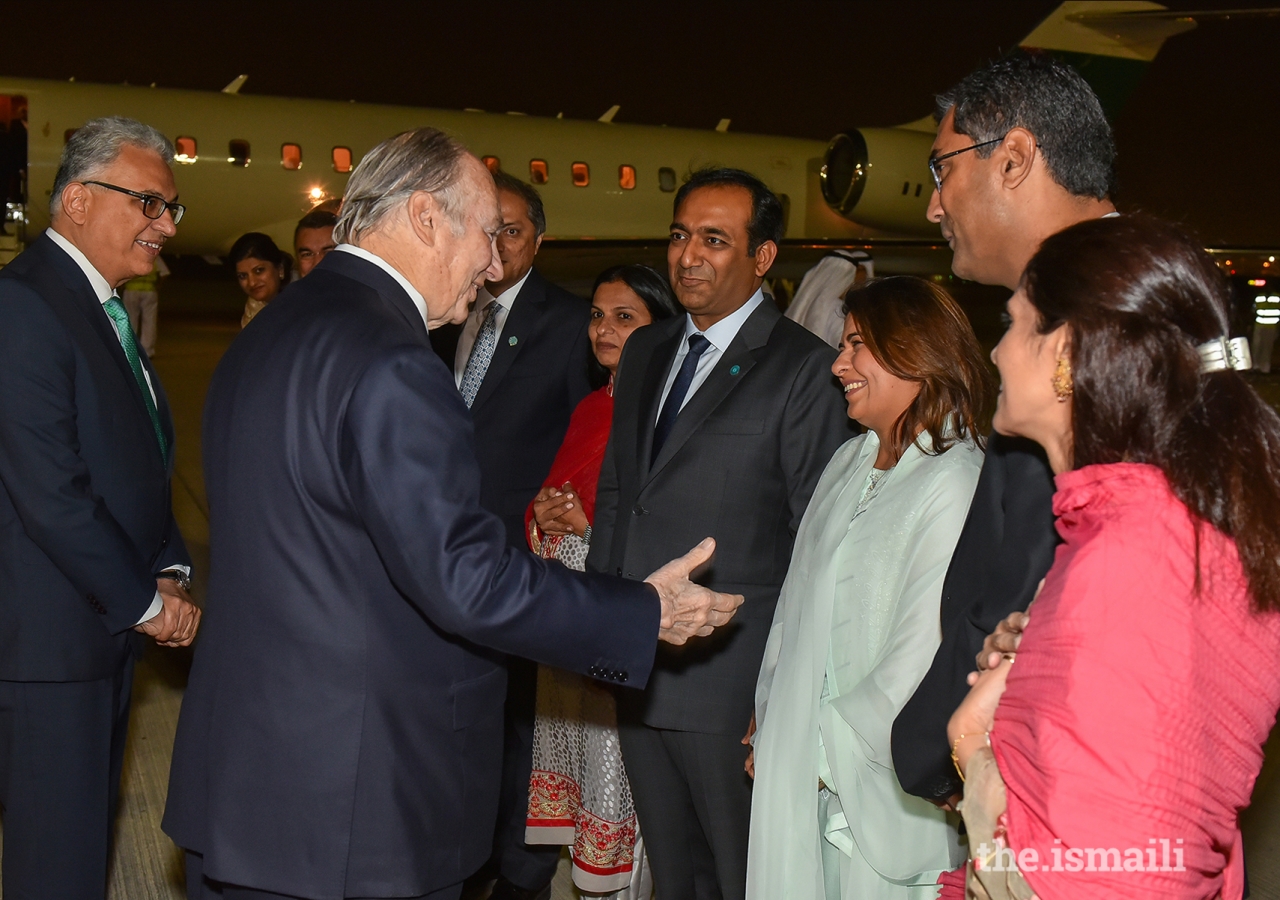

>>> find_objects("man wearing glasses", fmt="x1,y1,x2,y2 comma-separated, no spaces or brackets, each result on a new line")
0,116,199,899
891,53,1117,809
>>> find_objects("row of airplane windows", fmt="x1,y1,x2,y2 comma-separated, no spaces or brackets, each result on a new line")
62,130,680,191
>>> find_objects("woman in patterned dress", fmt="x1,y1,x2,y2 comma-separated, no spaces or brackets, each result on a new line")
524,265,680,898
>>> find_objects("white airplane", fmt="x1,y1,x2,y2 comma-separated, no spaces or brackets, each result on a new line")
0,2,1233,266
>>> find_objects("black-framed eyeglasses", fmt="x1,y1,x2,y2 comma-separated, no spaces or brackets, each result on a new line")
928,136,1006,193
81,180,186,224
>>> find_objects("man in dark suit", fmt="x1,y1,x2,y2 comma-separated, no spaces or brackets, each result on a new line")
890,53,1119,805
588,168,849,900
429,173,590,900
0,117,200,899
164,127,742,900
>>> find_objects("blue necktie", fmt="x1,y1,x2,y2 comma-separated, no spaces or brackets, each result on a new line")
459,301,498,408
652,333,711,463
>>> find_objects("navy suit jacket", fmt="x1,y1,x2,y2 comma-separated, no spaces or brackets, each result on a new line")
163,251,658,899
430,267,591,547
0,233,188,681
588,301,851,736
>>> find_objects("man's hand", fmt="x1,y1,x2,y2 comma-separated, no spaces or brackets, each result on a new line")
743,712,757,779
134,578,202,647
644,538,743,645
977,610,1030,671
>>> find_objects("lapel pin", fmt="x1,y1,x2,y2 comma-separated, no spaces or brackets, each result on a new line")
508,336,518,346
730,364,741,375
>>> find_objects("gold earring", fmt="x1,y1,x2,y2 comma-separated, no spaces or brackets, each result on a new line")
1052,357,1073,401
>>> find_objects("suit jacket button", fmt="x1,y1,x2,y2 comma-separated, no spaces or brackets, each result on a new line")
616,567,623,576
632,505,647,516
619,672,628,683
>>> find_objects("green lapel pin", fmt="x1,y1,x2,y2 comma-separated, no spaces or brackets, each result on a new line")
730,364,741,375
508,336,518,346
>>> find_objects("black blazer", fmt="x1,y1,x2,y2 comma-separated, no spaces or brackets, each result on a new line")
587,299,851,736
163,251,658,899
430,267,591,547
0,234,188,681
890,433,1058,800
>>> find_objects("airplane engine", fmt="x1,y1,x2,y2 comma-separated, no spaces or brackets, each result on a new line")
820,127,938,235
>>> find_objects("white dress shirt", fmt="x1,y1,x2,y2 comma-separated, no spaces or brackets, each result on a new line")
453,269,532,388
45,228,184,626
658,287,766,413
333,244,431,327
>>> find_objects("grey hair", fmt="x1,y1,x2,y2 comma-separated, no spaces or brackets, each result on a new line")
49,117,175,218
334,128,472,244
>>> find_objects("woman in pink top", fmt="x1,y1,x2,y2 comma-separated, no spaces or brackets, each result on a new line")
947,215,1280,900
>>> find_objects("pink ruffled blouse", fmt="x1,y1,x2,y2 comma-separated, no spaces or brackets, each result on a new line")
993,463,1280,899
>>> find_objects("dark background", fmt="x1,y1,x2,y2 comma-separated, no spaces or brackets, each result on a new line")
6,1,1279,245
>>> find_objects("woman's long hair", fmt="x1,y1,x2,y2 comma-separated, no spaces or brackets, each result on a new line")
1024,214,1280,613
842,276,994,461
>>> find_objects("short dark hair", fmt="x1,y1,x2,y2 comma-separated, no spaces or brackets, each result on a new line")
673,167,784,255
586,264,683,387
229,231,292,281
1024,214,1280,613
294,209,338,242
842,276,994,462
492,170,546,238
935,51,1116,200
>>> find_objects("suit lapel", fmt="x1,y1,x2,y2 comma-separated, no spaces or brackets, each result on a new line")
30,237,168,467
645,300,781,484
469,269,546,414
635,320,684,479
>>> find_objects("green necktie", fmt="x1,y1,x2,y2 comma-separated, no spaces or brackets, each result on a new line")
102,296,168,462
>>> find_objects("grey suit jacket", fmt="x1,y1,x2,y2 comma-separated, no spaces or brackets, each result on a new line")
588,299,851,735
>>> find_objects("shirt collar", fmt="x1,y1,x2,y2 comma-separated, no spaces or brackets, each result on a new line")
476,267,532,314
46,228,116,304
683,287,766,352
334,244,429,327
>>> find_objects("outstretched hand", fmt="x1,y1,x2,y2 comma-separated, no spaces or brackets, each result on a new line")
645,537,743,645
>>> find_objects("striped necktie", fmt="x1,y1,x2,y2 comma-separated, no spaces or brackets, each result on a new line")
102,295,168,461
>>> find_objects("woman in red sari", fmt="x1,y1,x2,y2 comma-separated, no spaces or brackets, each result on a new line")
947,215,1280,900
524,265,680,898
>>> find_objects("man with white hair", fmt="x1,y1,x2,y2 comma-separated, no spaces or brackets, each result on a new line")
0,116,200,899
163,127,742,900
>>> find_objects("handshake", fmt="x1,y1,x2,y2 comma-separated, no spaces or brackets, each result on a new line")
644,537,744,645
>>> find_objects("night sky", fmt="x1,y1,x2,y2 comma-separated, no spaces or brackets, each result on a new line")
8,1,1279,246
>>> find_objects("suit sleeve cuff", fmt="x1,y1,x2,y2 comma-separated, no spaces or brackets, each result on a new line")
135,591,164,626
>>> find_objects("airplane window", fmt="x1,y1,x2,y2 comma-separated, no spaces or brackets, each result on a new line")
482,156,501,173
619,165,636,190
281,143,302,171
530,159,548,184
229,139,251,168
914,183,922,198
901,181,910,196
332,147,353,173
63,128,78,144
572,162,590,187
658,167,677,193
175,136,198,164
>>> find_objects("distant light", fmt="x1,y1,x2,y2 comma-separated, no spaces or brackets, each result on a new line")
1249,278,1268,286
1271,256,1277,262
1225,260,1232,265
1230,269,1237,275
1266,261,1272,268
308,187,326,202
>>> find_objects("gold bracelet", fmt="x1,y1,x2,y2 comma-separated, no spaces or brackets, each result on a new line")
950,732,990,783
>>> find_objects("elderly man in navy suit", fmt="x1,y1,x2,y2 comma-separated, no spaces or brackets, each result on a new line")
164,127,742,900
0,117,201,900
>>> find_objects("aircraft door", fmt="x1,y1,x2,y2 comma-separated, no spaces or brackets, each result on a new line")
0,94,28,265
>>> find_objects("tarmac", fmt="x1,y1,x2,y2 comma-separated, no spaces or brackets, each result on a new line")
1,275,1278,899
